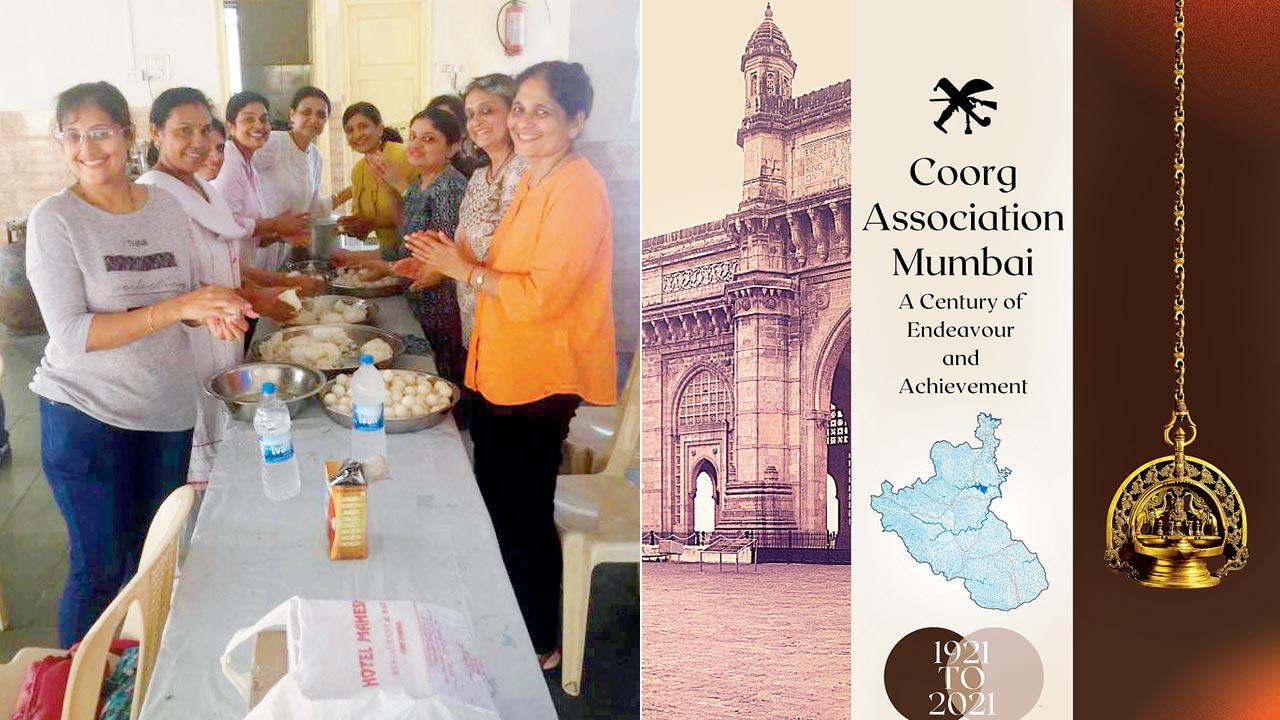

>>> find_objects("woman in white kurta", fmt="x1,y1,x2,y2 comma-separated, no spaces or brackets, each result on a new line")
138,88,248,485
252,86,336,269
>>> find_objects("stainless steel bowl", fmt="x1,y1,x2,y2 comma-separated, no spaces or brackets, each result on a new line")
284,296,379,326
250,324,406,377
329,275,409,298
317,370,461,433
285,260,336,278
203,362,327,421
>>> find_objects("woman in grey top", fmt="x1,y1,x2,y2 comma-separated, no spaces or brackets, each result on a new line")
26,81,253,646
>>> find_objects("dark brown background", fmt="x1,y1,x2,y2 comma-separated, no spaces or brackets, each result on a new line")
1076,2,1280,718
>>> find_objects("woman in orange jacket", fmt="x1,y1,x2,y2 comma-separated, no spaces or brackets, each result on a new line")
410,61,615,670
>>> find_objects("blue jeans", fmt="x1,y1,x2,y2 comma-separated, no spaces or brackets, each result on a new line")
39,397,193,647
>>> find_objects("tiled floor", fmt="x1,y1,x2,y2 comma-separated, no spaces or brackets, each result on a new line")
0,329,62,656
0,328,637,717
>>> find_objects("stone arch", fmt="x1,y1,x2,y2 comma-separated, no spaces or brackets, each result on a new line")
690,457,721,536
672,363,734,429
812,309,851,549
812,307,851,415
667,362,734,535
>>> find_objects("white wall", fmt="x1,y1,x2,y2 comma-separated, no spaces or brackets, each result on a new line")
428,0,572,95
569,0,641,144
0,0,223,111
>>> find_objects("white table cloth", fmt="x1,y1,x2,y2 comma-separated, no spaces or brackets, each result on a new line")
140,296,555,719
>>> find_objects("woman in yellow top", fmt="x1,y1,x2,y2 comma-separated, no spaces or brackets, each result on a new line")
411,61,615,671
334,102,418,253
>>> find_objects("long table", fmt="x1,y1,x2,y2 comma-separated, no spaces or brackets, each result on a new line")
140,295,556,719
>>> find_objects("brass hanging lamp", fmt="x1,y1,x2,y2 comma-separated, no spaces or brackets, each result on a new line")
1104,0,1248,589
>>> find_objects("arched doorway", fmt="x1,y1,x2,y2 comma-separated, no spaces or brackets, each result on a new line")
670,366,732,535
827,345,851,549
826,474,838,535
693,459,719,541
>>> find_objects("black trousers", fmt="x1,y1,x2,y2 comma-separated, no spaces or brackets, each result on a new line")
471,392,580,654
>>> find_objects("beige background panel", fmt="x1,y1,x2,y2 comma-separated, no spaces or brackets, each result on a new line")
851,0,1072,718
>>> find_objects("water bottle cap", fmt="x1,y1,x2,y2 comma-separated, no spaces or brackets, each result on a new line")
261,382,276,395
360,354,374,365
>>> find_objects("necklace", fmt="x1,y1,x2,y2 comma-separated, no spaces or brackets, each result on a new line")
528,152,572,189
1104,0,1248,589
485,145,514,183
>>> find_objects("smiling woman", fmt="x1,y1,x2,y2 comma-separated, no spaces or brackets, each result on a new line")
338,101,417,254
253,86,335,232
211,91,312,273
137,86,252,487
26,81,253,647
407,61,616,672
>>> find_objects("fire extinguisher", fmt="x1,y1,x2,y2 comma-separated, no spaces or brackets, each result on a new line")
497,0,525,57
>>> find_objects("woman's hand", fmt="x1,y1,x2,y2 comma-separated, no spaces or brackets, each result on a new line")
406,231,472,282
337,214,376,237
281,232,312,250
279,273,328,297
273,211,311,237
249,287,300,323
389,257,422,279
410,264,444,291
366,153,410,194
203,314,247,342
171,285,257,325
351,260,389,282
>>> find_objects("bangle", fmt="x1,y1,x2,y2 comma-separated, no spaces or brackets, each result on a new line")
470,265,486,289
146,305,156,334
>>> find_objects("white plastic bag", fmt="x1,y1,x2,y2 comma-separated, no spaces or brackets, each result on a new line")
221,597,502,719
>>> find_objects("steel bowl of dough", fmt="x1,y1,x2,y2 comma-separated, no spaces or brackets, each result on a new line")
284,295,378,326
317,369,461,433
250,323,405,378
203,362,327,421
329,266,409,298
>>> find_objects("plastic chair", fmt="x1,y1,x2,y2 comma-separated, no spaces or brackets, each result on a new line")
553,368,640,697
561,352,640,475
0,485,195,719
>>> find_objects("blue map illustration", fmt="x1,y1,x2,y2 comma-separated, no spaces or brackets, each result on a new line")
871,413,1048,611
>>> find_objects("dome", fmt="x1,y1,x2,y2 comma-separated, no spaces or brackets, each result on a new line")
741,3,794,69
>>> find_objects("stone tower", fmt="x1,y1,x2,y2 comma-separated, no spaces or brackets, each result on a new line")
717,3,800,532
738,2,795,212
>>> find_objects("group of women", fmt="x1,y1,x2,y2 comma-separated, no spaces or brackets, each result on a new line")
26,60,616,672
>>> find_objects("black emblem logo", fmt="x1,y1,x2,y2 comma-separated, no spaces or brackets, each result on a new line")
931,78,997,135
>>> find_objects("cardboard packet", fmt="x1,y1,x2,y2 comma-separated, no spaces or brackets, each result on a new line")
324,459,368,560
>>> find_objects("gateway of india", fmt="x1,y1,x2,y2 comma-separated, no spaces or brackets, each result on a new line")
641,4,851,549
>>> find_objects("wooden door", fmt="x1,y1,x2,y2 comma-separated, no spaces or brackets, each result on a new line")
345,0,424,132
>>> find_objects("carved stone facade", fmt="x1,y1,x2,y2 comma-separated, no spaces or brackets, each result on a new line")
642,6,851,546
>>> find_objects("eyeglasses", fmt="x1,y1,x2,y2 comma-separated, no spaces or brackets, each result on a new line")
55,126,123,146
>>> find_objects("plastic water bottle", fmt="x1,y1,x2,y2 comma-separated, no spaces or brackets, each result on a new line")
350,354,387,461
254,382,301,501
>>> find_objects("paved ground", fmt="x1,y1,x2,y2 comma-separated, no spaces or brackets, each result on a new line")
0,328,637,718
642,562,851,720
0,330,62,656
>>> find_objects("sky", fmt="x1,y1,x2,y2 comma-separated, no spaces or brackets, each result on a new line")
642,0,852,237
